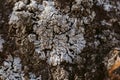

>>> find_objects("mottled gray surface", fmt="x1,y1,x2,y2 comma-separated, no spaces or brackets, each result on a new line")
0,0,120,80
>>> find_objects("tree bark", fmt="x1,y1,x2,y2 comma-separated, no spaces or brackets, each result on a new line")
0,0,120,80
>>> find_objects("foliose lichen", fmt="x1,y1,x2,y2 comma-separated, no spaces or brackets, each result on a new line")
9,0,86,66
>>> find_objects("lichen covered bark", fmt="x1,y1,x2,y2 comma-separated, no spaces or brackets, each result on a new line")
0,0,120,80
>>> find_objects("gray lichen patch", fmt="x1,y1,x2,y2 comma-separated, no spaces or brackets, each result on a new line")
0,55,41,80
0,35,5,52
9,0,86,66
96,0,120,12
0,55,23,80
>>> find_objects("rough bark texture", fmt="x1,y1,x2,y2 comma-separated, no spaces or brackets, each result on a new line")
0,0,120,80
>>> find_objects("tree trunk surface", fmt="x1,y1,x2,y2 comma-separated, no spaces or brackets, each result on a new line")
0,0,120,80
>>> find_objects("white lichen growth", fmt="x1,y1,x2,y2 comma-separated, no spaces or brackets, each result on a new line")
0,56,24,80
0,55,41,80
9,0,86,66
96,0,120,12
0,35,5,52
29,72,41,80
33,1,86,66
103,3,112,12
